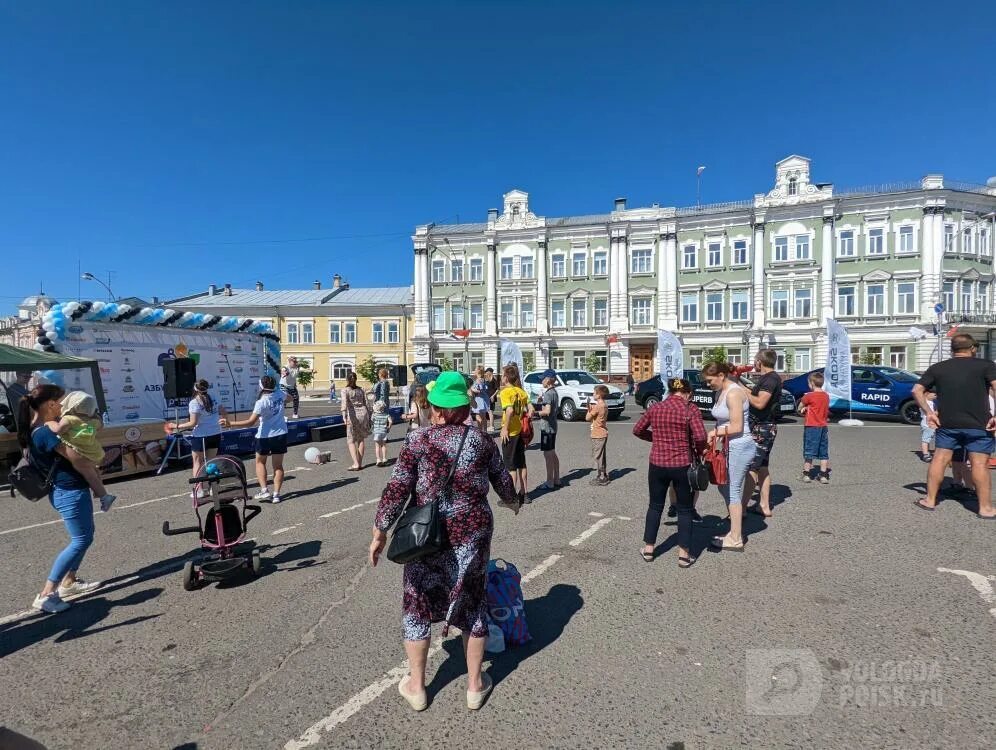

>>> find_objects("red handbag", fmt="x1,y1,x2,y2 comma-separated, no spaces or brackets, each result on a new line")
704,436,729,485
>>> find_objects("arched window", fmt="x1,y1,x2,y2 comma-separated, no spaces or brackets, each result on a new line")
788,177,798,196
332,362,352,379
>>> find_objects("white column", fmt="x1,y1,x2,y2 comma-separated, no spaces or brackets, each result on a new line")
485,241,497,336
609,226,629,332
413,240,430,340
920,207,936,324
820,213,834,326
536,238,548,335
659,228,678,329
751,219,766,329
932,204,945,312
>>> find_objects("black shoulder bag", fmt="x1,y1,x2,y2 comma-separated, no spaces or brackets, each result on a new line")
387,425,471,564
686,406,710,492
9,445,58,502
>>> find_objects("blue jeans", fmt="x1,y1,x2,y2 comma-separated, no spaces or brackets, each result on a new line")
803,427,830,461
48,487,95,584
721,435,757,505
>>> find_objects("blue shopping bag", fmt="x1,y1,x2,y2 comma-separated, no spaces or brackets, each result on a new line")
486,559,531,646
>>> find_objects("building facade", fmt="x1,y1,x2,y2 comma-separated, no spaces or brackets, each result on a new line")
413,157,996,380
169,277,414,389
0,294,58,349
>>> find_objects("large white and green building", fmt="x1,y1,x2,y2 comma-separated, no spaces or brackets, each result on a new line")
412,156,996,382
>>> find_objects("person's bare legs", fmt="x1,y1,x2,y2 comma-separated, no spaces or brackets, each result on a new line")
757,467,772,515
357,439,366,468
463,632,486,692
403,638,430,693
347,440,360,469
271,454,285,495
968,452,994,516
255,454,268,493
191,450,205,495
922,448,952,508
729,500,744,543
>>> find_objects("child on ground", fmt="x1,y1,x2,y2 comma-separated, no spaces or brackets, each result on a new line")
919,391,936,463
585,384,610,486
47,391,116,511
798,371,831,484
371,400,393,467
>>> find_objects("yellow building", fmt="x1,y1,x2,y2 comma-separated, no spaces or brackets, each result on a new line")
169,278,414,391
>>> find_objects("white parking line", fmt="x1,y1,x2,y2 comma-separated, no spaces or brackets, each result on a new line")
0,493,190,537
569,517,613,547
520,554,562,584
937,567,996,620
272,526,301,536
588,512,605,517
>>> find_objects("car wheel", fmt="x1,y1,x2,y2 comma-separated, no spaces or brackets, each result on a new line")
559,399,578,421
900,400,921,425
643,395,660,410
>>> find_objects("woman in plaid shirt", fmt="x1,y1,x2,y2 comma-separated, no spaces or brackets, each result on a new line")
632,378,708,568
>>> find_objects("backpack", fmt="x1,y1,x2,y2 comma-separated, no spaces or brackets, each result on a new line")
8,448,56,502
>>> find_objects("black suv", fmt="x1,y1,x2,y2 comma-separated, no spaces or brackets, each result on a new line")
634,370,796,418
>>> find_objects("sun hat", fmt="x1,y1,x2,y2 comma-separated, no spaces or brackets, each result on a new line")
427,371,470,409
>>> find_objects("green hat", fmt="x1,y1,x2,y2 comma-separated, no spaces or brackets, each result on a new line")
427,371,470,408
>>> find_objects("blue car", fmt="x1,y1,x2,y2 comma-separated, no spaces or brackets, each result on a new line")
782,366,921,424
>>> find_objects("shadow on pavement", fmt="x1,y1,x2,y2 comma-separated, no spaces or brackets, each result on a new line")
608,467,636,481
0,727,48,750
558,468,593,486
428,583,584,698
0,588,164,658
279,477,359,501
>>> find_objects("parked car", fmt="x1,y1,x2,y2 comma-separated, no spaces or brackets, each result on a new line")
407,363,473,406
782,365,921,424
634,369,797,418
522,369,625,421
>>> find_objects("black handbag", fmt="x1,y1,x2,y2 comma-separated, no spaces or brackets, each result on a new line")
387,425,470,564
685,408,710,492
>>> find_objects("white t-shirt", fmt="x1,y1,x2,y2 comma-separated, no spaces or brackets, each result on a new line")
252,391,288,438
188,397,222,438
280,367,298,389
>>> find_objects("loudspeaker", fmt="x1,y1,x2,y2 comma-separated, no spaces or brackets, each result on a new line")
162,358,197,400
392,364,408,387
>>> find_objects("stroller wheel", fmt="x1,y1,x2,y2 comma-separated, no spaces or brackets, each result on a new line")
250,549,262,577
182,561,201,591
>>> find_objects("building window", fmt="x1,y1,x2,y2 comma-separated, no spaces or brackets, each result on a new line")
450,259,463,283
520,256,534,279
470,303,483,330
571,352,587,370
839,230,855,258
469,351,484,370
500,301,514,328
572,252,587,277
286,323,299,344
961,283,972,313
850,346,861,364
978,282,990,313
551,254,566,277
550,350,565,369
520,301,534,329
329,322,341,344
727,348,743,365
331,362,352,379
432,305,445,332
707,242,722,267
795,348,812,372
681,293,698,323
731,290,748,321
687,349,703,369
865,346,883,366
980,229,991,257
774,350,786,371
944,224,955,254
593,251,608,276
387,322,400,343
794,288,812,318
450,305,464,330
898,225,915,253
593,298,608,327
344,322,356,343
705,292,723,322
942,281,955,312
631,248,653,274
788,177,798,196
591,350,608,373
733,240,748,265
452,353,465,373
432,260,445,283
469,257,483,282
889,346,907,369
500,257,513,279
795,235,810,260
866,284,885,315
372,322,384,343
682,245,697,269
867,228,885,255
963,228,973,254
897,282,916,314
631,297,653,326
551,300,565,328
774,237,789,262
837,286,855,317
572,299,587,328
301,323,314,344
771,290,789,319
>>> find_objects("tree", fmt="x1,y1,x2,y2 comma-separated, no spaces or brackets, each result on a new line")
295,359,314,389
783,352,794,374
522,351,535,373
702,346,728,367
438,355,454,372
583,352,603,374
355,355,379,384
857,351,879,366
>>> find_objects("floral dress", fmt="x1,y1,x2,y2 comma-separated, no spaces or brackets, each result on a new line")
341,386,371,442
375,424,517,641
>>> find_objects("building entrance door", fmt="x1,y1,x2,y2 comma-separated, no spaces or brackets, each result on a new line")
629,344,655,383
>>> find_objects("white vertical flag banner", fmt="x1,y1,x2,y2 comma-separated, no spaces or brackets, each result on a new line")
499,338,524,374
657,329,683,388
824,318,851,402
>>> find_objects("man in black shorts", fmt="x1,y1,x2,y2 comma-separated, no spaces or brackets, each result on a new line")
743,348,783,517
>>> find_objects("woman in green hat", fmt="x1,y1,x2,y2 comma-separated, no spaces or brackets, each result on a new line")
370,370,519,712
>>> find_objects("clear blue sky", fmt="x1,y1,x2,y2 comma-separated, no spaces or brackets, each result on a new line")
2,0,994,309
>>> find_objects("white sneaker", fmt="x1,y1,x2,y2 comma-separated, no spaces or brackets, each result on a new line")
253,489,271,500
32,592,70,613
271,494,282,504
99,494,117,512
292,413,299,419
57,579,102,599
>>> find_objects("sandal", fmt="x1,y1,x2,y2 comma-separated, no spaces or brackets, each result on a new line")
912,499,936,512
640,549,654,562
467,673,493,710
398,675,428,712
678,555,696,569
711,534,745,552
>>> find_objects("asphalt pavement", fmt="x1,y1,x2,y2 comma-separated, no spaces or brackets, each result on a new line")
1,403,994,750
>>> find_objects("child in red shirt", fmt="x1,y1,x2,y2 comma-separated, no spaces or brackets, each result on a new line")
798,371,831,483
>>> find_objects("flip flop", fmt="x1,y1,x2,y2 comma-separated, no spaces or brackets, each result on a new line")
912,500,936,512
977,514,996,520
678,555,696,569
640,549,654,562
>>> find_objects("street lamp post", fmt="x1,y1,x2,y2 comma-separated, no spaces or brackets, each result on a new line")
81,272,116,301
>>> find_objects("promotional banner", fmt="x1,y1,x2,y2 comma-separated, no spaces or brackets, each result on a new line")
500,338,524,374
824,318,852,402
61,322,265,424
657,330,683,389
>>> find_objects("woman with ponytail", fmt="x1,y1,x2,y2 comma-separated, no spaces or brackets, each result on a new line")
167,379,226,499
222,375,288,503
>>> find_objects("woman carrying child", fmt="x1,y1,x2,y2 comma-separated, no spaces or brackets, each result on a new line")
49,390,116,512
